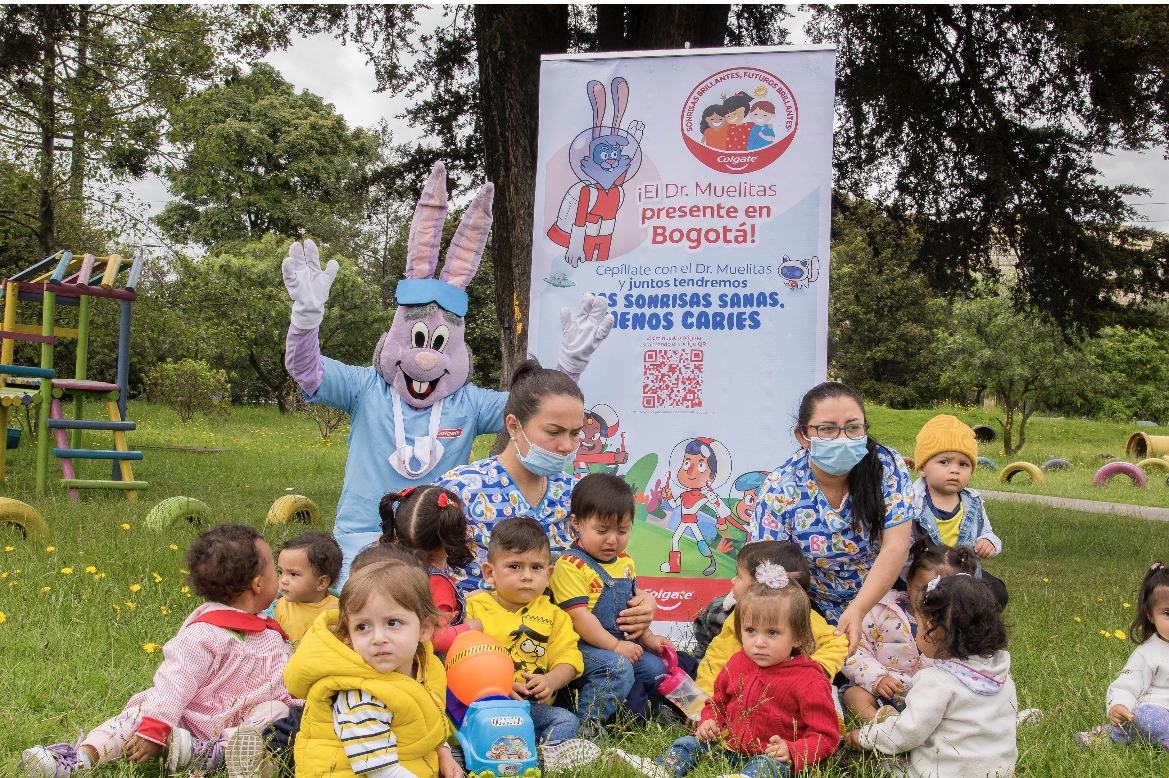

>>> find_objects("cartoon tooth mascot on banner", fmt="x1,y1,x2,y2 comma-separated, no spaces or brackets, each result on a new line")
283,161,615,582
660,437,733,577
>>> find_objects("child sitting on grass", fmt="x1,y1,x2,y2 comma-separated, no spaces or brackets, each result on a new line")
842,541,976,722
1077,562,1169,750
284,557,460,778
549,473,671,733
464,517,601,772
846,574,1017,778
613,563,840,777
910,414,1008,607
266,531,342,647
694,540,849,696
21,524,300,778
380,485,483,653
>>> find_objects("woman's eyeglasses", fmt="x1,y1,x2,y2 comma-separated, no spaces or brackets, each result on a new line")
802,423,869,440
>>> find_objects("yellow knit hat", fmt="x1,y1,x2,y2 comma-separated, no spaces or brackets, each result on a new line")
914,414,978,471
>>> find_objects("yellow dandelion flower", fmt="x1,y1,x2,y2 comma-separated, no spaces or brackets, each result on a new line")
169,544,178,551
1042,578,1049,583
180,569,188,575
142,643,162,653
1101,630,1110,636
1116,630,1127,640
1,572,6,578
41,586,50,592
126,601,136,610
160,606,169,615
111,604,120,613
60,567,72,574
13,569,18,574
1099,598,1104,602
152,573,163,583
84,566,96,574
45,546,55,552
81,594,87,599
0,611,5,623
1124,603,1132,608
3,546,12,552
129,583,141,593
120,524,130,530
6,581,12,586
1075,617,1082,623
181,586,189,594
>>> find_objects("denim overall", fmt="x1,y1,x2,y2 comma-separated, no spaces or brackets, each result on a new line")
572,548,667,726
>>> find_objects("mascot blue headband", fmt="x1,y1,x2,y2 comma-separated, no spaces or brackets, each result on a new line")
395,278,469,318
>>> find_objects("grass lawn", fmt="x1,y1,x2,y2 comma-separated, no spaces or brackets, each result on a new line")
1,403,1168,776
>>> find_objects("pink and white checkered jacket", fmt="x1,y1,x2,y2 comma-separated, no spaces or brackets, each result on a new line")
128,602,300,745
841,590,931,697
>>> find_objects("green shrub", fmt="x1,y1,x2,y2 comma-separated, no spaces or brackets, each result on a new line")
145,358,231,423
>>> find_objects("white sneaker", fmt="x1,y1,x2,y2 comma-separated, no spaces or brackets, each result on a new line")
19,743,88,778
225,727,272,778
606,749,669,778
167,728,223,774
166,728,192,774
1017,708,1044,728
540,739,602,773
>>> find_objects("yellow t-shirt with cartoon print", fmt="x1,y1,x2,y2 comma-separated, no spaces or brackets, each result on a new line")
464,592,584,683
549,549,636,612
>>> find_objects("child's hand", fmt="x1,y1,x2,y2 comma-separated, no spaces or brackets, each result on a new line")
873,675,904,700
463,618,484,632
695,719,720,742
764,735,790,762
613,640,643,663
639,632,671,655
843,730,866,751
1109,703,1134,725
521,673,554,703
438,745,464,778
973,539,996,559
510,681,530,701
123,735,164,763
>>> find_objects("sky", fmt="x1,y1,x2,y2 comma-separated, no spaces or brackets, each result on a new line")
129,18,1169,233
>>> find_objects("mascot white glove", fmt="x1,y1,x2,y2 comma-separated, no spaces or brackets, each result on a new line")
558,293,615,375
282,238,339,330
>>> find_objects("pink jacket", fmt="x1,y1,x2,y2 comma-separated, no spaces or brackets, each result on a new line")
841,590,930,696
129,602,299,744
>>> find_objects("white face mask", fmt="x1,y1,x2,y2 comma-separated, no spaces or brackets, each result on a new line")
515,423,575,478
388,390,445,479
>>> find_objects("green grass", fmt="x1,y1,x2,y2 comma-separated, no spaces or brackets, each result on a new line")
2,403,1169,776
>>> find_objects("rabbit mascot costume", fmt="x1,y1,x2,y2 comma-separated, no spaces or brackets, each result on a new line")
284,162,614,582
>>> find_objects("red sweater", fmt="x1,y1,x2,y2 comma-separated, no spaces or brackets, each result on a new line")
702,651,839,772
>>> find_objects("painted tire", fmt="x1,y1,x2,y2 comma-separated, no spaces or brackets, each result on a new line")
1094,462,1147,488
0,497,49,542
971,424,997,442
1138,458,1169,475
145,496,212,531
998,461,1046,485
266,495,321,526
1041,459,1073,472
977,456,998,471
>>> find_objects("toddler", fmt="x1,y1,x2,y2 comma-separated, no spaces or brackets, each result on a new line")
1077,562,1169,750
842,541,976,721
266,531,342,646
549,473,670,731
284,557,459,778
380,485,483,653
613,564,840,777
464,517,600,771
846,574,1017,778
695,540,849,696
22,524,299,778
910,414,1007,607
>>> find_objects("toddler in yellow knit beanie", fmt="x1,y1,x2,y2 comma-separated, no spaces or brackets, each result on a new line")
914,414,978,472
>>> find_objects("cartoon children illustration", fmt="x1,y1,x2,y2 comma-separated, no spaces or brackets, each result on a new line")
715,470,768,554
660,438,733,577
747,101,777,150
548,77,644,267
720,91,755,151
574,403,629,476
700,103,727,150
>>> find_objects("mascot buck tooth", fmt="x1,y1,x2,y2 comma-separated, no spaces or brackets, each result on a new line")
284,161,615,582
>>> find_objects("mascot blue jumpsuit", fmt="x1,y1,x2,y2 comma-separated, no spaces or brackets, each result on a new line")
284,162,614,583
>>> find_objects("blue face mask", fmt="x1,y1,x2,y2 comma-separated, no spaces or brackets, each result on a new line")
809,436,869,476
516,424,575,478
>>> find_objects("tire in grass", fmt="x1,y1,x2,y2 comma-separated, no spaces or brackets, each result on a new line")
266,495,321,526
977,456,998,471
0,497,49,542
145,496,212,531
1138,458,1169,476
998,461,1046,485
1041,459,1073,472
1093,461,1147,488
971,424,997,442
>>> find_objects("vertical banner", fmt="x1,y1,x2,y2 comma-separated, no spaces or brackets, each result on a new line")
528,46,836,629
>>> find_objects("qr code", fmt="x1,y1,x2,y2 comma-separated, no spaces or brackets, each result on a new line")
643,349,703,408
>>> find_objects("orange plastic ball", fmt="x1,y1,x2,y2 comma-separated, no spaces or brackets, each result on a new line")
445,630,515,705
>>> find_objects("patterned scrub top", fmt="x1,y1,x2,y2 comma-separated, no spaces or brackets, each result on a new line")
434,456,575,594
752,446,915,623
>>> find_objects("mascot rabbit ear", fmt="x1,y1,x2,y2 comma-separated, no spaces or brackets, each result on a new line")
610,77,629,131
588,79,606,139
405,161,449,280
438,181,494,292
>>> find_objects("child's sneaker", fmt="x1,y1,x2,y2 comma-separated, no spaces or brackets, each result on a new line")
225,727,272,778
540,739,602,773
167,727,224,774
1016,708,1044,728
606,749,668,778
19,743,90,778
1075,725,1111,746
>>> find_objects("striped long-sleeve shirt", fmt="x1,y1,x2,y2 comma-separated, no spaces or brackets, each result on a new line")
332,690,419,778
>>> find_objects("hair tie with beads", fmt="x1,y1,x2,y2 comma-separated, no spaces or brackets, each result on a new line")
399,487,416,498
437,492,457,509
755,562,790,590
926,575,942,593
1153,562,1165,571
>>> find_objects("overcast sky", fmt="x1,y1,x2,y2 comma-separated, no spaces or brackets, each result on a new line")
130,21,1169,233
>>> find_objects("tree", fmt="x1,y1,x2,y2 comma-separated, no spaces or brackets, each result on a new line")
829,196,949,409
156,63,380,254
937,296,1096,455
0,5,237,258
1080,327,1169,424
809,5,1169,330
